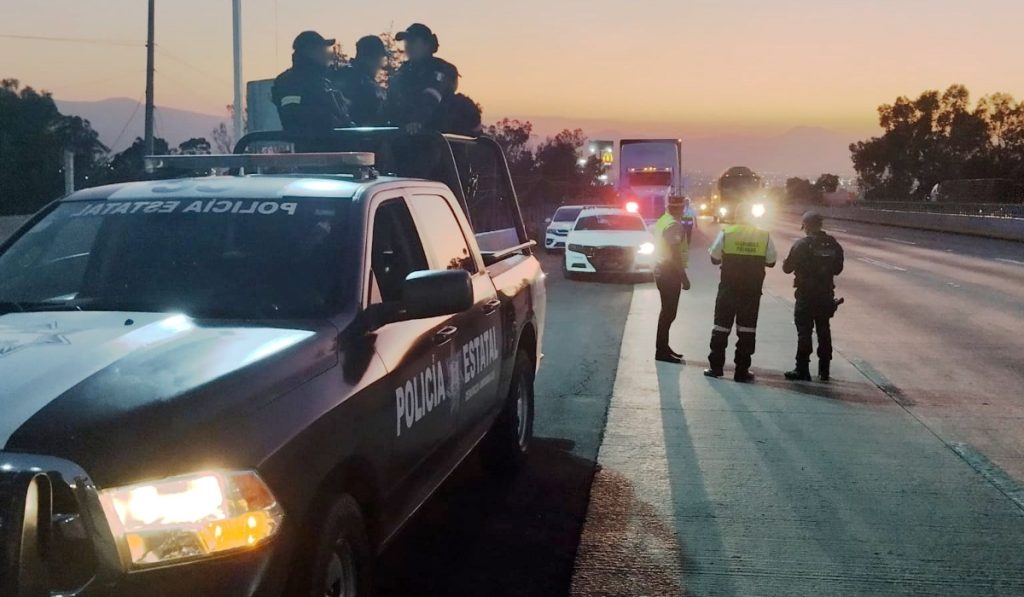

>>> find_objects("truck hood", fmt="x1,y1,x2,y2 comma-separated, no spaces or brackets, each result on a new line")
0,311,336,485
566,229,653,247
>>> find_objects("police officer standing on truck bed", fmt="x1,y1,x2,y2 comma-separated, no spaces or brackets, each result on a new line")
387,23,459,134
704,204,778,382
331,35,389,126
654,196,692,363
783,211,845,382
272,31,353,136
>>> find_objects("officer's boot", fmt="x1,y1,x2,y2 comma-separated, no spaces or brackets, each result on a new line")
785,361,812,382
818,360,831,382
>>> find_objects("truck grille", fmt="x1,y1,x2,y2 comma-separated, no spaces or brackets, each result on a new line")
0,453,113,595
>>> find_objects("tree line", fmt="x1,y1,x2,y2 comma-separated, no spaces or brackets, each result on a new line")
851,84,1024,201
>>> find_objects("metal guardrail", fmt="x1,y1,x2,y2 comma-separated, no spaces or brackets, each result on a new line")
848,202,1024,219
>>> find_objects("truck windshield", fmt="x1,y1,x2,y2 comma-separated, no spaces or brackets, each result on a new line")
0,199,352,319
553,207,583,222
575,215,645,231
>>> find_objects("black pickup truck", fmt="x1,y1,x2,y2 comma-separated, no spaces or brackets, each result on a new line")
0,130,546,596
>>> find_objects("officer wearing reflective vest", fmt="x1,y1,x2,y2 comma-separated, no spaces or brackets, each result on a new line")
386,23,459,134
654,196,691,363
704,204,777,382
681,197,697,244
272,31,353,137
783,211,845,382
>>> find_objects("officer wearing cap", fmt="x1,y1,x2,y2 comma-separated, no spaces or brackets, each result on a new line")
704,203,778,382
331,35,389,126
386,23,459,134
272,31,353,136
783,211,845,381
654,196,692,363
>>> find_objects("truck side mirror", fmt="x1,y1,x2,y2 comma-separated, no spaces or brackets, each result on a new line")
401,269,473,320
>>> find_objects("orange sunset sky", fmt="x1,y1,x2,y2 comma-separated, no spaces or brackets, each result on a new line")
2,0,1022,140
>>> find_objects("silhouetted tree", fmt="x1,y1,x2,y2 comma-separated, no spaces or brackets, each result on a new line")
814,174,840,194
178,137,212,155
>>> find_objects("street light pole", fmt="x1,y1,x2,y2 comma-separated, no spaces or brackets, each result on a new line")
232,0,244,143
144,0,155,155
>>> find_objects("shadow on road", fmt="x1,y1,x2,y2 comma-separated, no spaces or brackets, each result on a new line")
375,437,602,596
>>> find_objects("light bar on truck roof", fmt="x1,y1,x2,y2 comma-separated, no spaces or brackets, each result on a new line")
144,152,377,179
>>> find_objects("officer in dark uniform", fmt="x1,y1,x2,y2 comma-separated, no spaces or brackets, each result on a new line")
272,31,352,136
654,196,692,363
704,205,778,382
330,35,388,126
387,23,459,133
783,211,845,381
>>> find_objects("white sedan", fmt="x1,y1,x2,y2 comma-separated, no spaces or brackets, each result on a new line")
563,207,656,278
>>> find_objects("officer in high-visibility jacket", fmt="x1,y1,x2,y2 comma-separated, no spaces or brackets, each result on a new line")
654,196,692,363
704,204,777,382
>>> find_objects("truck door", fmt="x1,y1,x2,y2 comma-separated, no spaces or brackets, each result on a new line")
365,195,459,485
408,192,505,438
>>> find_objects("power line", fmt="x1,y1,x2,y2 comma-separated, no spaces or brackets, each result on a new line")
155,45,229,86
110,92,145,152
0,33,141,47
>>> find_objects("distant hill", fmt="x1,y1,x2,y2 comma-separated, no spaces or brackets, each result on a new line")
55,98,227,153
55,98,859,176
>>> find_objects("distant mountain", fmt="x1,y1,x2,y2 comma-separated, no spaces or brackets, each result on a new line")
55,98,227,153
56,98,860,176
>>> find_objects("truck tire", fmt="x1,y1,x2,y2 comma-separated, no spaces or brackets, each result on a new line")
482,350,535,473
289,494,373,597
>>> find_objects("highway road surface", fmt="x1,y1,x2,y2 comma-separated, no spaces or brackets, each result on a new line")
376,213,1024,596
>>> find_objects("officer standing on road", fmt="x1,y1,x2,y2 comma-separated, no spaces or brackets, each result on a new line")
783,211,845,381
654,196,692,363
387,23,459,134
331,35,389,126
272,31,353,136
681,197,698,244
704,205,778,382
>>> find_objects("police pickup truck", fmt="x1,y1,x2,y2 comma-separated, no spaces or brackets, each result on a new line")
0,129,545,596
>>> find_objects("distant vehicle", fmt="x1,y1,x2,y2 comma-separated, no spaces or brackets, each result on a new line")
0,130,545,595
544,204,590,252
716,166,763,223
564,207,655,279
618,139,684,223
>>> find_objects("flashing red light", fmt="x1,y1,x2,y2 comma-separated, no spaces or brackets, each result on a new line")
625,201,639,213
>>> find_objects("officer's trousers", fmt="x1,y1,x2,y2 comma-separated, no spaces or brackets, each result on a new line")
708,286,762,372
655,269,683,352
794,298,833,366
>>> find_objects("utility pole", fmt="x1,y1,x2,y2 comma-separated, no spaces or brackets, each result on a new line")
144,0,155,155
232,0,244,143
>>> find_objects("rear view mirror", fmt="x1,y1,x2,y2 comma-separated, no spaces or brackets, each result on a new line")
402,269,473,320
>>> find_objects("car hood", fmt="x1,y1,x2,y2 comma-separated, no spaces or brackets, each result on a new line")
566,229,653,247
0,311,337,485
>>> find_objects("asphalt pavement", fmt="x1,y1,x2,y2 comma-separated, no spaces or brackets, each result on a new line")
570,216,1024,596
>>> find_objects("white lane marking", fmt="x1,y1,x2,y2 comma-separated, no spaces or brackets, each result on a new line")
857,256,908,272
947,282,961,288
996,258,1024,266
883,237,918,246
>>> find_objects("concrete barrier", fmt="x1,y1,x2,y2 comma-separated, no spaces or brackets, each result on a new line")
791,205,1024,242
0,216,30,243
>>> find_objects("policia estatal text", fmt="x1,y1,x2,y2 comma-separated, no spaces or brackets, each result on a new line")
654,197,692,363
704,211,777,382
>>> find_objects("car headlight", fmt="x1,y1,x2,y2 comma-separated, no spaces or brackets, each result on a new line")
637,242,656,255
700,203,708,211
719,206,728,216
99,470,283,568
751,203,766,218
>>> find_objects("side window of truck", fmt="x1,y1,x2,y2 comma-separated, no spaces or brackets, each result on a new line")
370,200,428,304
412,195,478,274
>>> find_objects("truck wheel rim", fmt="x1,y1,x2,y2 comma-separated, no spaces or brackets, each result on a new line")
515,380,529,449
324,539,357,597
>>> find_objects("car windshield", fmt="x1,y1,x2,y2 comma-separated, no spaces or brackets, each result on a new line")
552,207,583,222
574,214,645,231
0,199,353,319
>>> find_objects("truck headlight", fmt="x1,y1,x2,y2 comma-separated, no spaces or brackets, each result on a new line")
637,242,656,255
719,206,728,216
100,470,283,567
700,203,708,211
751,203,766,218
